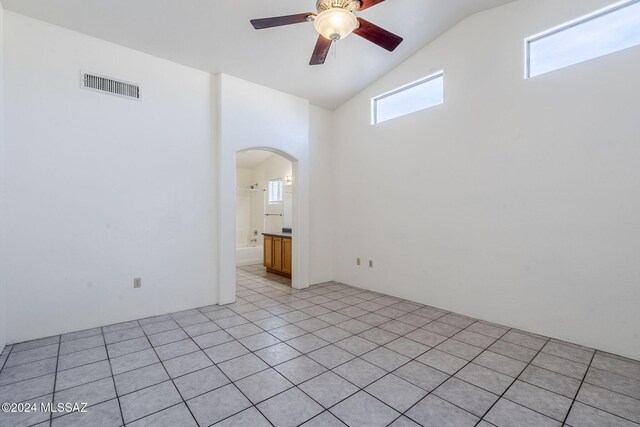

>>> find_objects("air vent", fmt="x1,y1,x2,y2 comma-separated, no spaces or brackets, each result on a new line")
81,71,141,100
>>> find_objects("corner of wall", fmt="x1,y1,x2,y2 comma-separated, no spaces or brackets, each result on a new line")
0,0,7,352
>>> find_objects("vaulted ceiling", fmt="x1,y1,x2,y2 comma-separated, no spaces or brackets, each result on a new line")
3,0,514,109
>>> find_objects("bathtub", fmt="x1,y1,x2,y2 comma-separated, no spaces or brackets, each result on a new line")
236,245,264,267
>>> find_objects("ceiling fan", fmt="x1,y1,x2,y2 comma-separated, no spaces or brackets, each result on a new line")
250,0,403,65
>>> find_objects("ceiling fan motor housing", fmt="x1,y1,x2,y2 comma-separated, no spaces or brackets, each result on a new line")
316,0,360,13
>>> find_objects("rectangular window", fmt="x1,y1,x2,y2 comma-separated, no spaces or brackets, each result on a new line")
268,179,283,204
526,0,640,78
372,71,444,124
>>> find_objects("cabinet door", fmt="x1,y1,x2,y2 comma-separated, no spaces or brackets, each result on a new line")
282,238,292,275
272,237,283,271
264,236,273,268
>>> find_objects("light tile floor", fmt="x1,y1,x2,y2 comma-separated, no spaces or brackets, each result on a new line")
1,265,639,426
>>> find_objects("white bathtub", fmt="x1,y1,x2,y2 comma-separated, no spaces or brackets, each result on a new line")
236,246,263,266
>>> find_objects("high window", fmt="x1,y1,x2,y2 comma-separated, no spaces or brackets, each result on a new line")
526,0,640,78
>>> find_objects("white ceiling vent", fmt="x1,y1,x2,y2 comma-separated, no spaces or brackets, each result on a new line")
81,71,141,101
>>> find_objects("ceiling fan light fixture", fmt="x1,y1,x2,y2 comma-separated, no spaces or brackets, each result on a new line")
313,8,358,41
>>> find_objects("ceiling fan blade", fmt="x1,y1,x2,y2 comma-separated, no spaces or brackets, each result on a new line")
353,18,403,52
358,0,386,11
310,35,332,65
250,13,314,30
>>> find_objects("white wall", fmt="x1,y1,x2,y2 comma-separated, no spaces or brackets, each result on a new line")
217,73,310,297
2,13,218,344
252,154,293,235
332,0,640,359
0,0,6,352
309,106,335,284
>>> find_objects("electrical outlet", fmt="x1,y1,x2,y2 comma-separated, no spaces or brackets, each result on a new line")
356,258,361,266
369,260,373,268
133,277,142,288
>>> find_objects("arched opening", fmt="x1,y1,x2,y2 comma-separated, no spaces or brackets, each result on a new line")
235,150,294,285
217,144,309,305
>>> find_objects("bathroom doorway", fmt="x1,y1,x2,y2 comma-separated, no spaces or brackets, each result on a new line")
236,150,294,285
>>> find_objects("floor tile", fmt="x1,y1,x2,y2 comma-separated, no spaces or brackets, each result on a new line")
406,394,478,427
258,387,323,427
274,356,327,384
394,360,449,391
0,374,55,402
225,322,263,339
501,331,547,351
330,391,400,427
213,407,271,427
235,368,293,404
504,380,572,421
61,328,102,343
238,332,280,351
358,327,399,345
183,321,220,337
286,334,329,353
475,350,527,377
421,321,462,337
12,336,59,352
5,344,59,368
585,366,640,400
379,320,418,335
110,348,159,375
454,330,497,348
127,403,197,427
436,339,484,360
299,371,359,408
141,320,180,335
417,348,467,375
336,319,372,334
466,322,508,339
148,328,189,347
60,335,104,354
362,347,410,371
565,401,638,427
55,360,112,391
114,363,170,396
53,377,116,415
542,341,594,365
313,326,352,343
205,341,249,363
384,337,429,358
255,343,302,366
335,336,378,356
519,364,581,398
106,337,150,358
308,345,355,369
58,345,108,371
188,383,252,426
591,353,640,381
163,351,213,378
405,329,447,347
192,330,234,349
532,352,589,380
120,380,182,423
434,376,498,417
365,374,427,412
104,327,145,345
174,365,229,400
576,383,640,423
333,358,386,388
300,411,347,427
296,318,331,332
489,340,538,363
155,338,199,361
485,398,560,427
218,353,269,381
455,363,513,395
51,398,122,427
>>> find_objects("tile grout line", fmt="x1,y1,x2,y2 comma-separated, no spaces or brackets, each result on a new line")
475,337,551,426
100,327,126,427
48,335,62,427
561,349,596,426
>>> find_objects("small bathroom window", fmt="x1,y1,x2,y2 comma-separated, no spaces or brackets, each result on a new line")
268,179,283,204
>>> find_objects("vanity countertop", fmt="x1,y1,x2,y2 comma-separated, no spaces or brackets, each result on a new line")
262,232,292,238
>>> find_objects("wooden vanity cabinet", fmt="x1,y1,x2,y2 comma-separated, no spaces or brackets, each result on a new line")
263,234,292,278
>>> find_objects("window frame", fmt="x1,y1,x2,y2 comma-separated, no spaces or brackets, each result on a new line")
371,70,445,125
524,0,640,79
